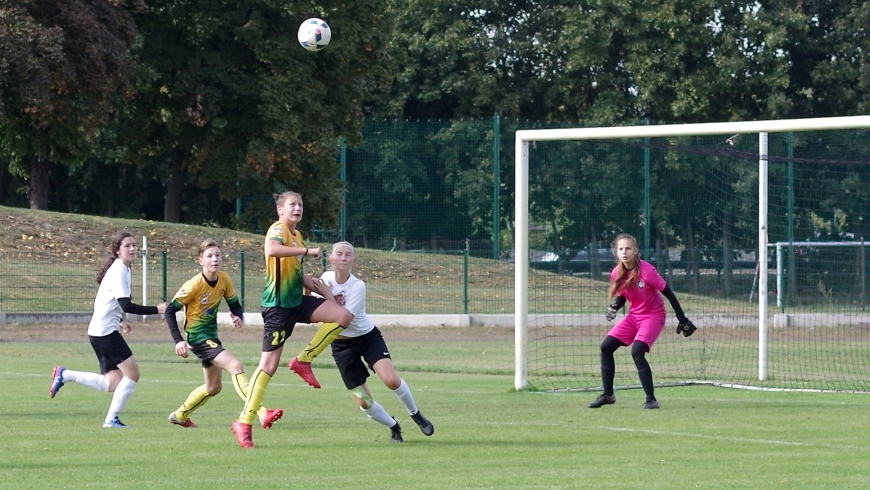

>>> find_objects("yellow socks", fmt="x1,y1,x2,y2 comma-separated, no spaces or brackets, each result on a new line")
232,372,267,421
239,369,271,425
297,323,344,363
175,384,213,420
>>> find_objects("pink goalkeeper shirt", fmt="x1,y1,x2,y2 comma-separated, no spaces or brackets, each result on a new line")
610,259,667,316
608,260,668,348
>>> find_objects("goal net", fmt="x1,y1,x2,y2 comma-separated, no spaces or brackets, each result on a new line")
514,116,870,393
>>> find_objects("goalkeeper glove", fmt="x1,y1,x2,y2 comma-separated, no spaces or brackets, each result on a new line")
605,296,626,322
676,318,697,337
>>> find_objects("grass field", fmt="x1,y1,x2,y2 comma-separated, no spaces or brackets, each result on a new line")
2,323,869,489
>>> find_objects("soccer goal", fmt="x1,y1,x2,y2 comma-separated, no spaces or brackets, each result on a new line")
514,115,870,393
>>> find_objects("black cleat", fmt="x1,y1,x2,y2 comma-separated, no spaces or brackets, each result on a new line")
588,394,616,408
390,418,403,443
643,399,660,409
410,410,434,436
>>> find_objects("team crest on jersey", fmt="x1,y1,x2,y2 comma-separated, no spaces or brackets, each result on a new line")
335,293,346,307
638,280,645,289
200,292,211,304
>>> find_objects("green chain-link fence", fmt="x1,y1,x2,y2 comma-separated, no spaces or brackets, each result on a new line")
4,119,870,316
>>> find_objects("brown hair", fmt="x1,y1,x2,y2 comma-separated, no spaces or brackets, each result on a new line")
608,233,641,299
96,231,134,284
273,191,302,206
199,238,220,256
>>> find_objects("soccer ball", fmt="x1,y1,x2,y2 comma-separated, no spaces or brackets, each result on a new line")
297,18,331,52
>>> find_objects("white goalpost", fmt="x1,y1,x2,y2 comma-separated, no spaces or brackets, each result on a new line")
514,115,870,391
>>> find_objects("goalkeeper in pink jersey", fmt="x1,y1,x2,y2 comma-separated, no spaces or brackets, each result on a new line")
588,233,696,410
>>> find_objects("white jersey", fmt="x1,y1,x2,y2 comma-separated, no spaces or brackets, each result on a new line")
317,271,374,338
88,259,132,337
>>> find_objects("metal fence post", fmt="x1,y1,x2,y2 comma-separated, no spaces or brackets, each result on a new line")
492,112,500,260
162,250,167,302
464,238,469,314
240,250,246,311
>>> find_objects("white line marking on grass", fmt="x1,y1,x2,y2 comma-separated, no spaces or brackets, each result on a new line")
0,371,309,388
593,425,868,450
529,391,868,406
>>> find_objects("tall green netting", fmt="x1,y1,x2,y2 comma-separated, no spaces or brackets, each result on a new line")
524,128,870,393
342,119,507,314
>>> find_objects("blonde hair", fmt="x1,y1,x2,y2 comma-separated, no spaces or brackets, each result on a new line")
198,239,220,256
273,191,302,206
608,233,641,299
330,241,356,256
327,241,357,271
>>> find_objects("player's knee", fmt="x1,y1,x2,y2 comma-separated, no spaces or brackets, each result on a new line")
600,335,622,355
227,359,243,374
339,309,353,326
630,341,649,360
124,367,141,383
382,376,401,391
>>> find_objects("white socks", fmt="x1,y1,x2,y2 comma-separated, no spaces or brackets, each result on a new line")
361,401,396,427
62,369,110,392
390,379,419,415
105,377,136,423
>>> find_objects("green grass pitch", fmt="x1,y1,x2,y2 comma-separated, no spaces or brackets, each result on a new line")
2,332,869,489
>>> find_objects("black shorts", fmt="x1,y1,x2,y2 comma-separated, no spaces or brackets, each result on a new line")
331,327,391,389
89,331,134,374
261,296,326,351
188,338,226,368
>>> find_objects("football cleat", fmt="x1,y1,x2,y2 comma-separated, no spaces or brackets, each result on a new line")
588,394,616,408
289,358,321,389
643,399,660,410
50,366,66,398
102,416,128,429
168,412,198,428
231,420,254,448
261,408,284,429
389,418,403,443
410,410,434,436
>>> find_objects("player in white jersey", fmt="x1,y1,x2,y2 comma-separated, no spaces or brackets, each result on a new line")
49,231,167,428
316,241,434,442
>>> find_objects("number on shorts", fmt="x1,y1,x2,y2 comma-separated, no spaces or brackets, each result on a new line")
271,330,286,346
206,339,219,348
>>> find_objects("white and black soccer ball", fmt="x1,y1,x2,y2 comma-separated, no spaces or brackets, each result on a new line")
297,18,331,52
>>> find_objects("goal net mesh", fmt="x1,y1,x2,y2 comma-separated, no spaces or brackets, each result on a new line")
524,128,870,392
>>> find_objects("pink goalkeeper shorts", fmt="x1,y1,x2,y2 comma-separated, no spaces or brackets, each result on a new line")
607,312,666,349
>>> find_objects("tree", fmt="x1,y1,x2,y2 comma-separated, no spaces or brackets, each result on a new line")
385,0,571,120
121,0,395,227
0,0,141,209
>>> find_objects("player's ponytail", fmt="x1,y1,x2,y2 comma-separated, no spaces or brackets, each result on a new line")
96,231,134,284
